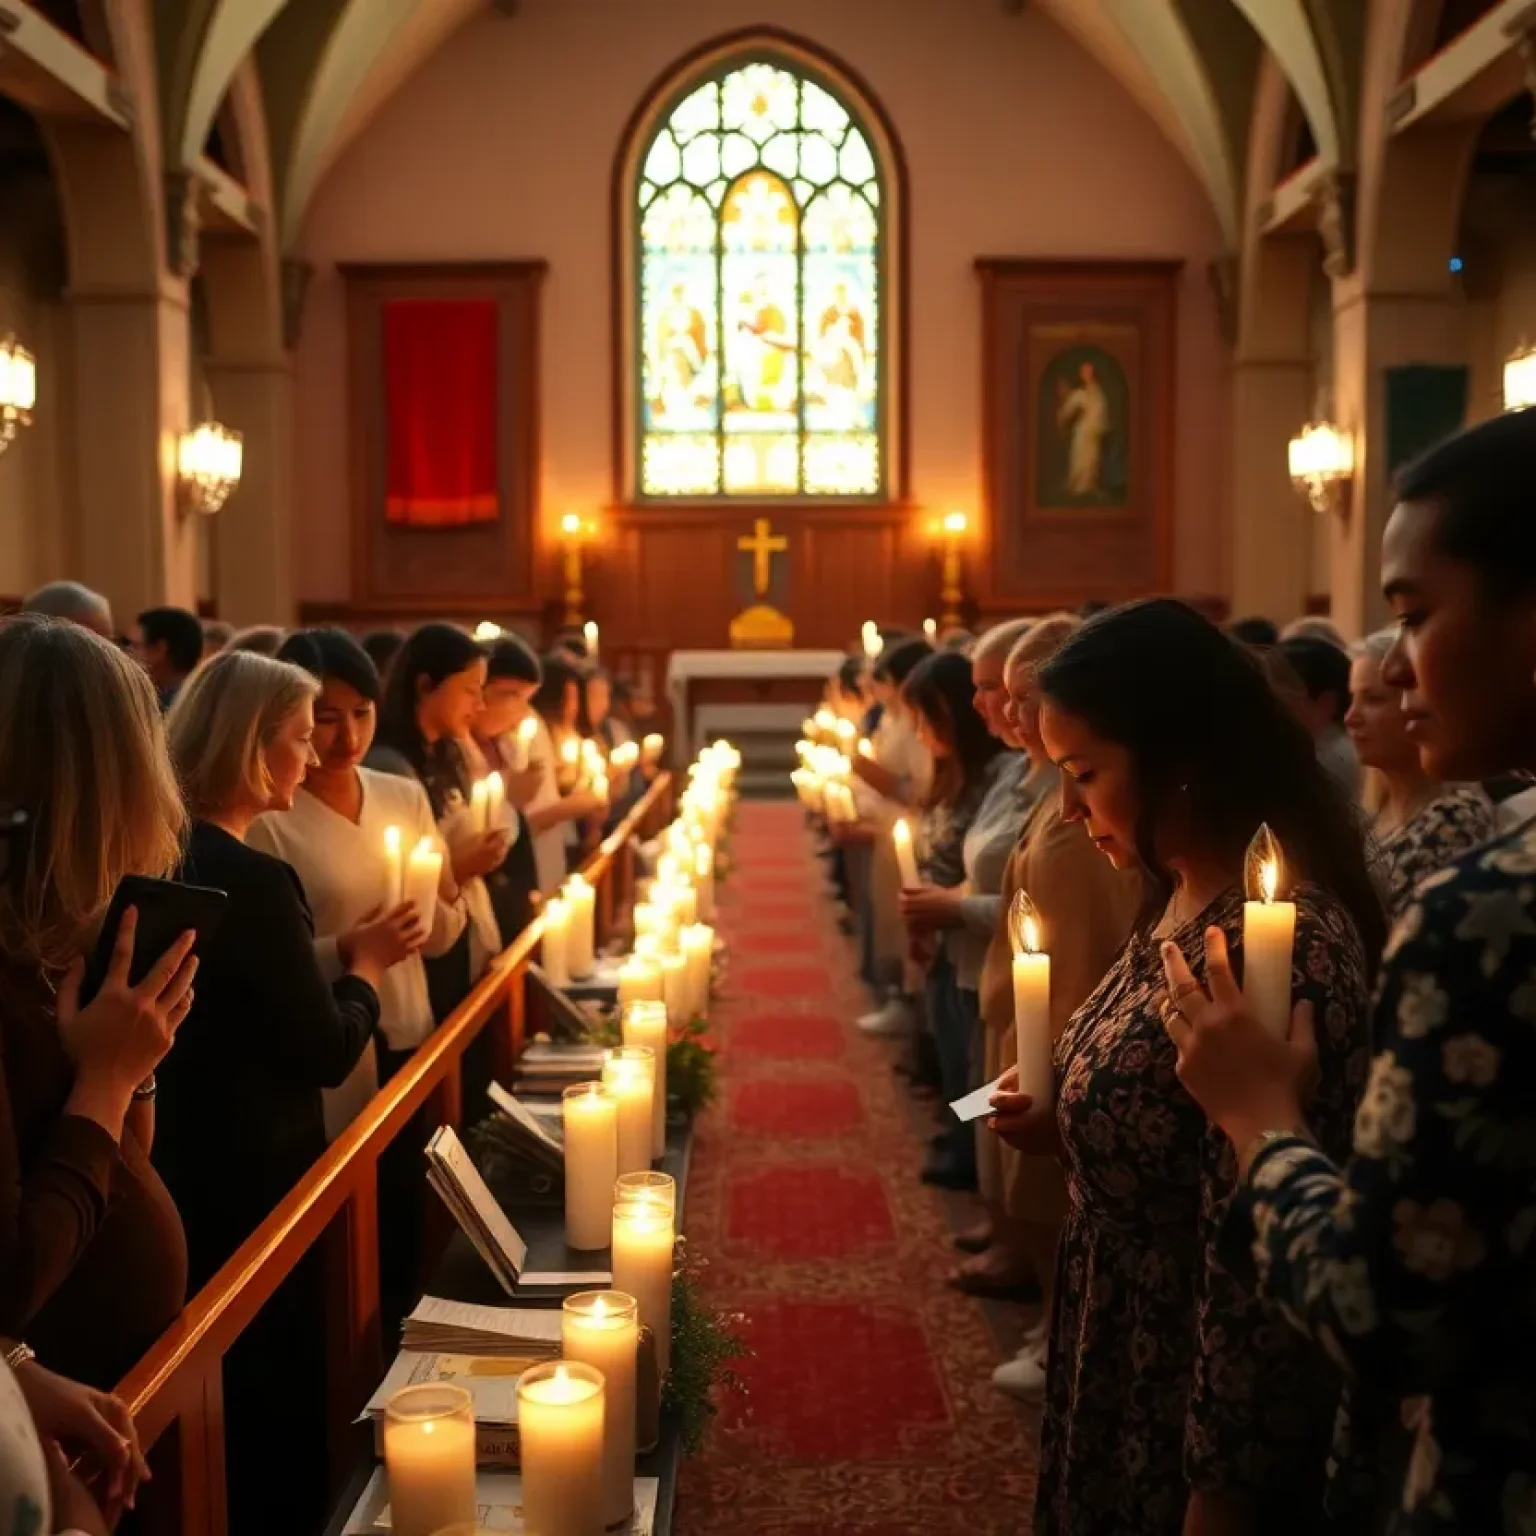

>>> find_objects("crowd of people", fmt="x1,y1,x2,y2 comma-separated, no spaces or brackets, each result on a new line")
0,600,656,1535
818,409,1536,1534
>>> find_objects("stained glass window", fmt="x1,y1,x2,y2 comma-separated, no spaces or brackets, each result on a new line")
636,58,885,499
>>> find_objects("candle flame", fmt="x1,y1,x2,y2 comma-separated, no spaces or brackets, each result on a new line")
923,617,938,641
560,737,578,764
422,1420,434,1435
384,824,401,854
517,716,538,742
486,770,502,796
1262,859,1278,903
592,1295,608,1317
1009,888,1044,956
554,1363,569,1385
1244,823,1286,904
893,818,911,848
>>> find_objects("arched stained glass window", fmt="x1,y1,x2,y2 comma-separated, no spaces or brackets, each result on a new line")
632,55,889,500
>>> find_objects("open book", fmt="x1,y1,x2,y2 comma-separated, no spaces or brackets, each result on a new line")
424,1125,610,1296
402,1295,563,1357
486,1081,563,1171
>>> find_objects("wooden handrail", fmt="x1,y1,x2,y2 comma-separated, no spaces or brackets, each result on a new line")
114,773,674,1530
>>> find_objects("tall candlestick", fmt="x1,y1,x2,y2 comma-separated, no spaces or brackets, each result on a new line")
516,1361,606,1536
1009,889,1053,1109
611,1198,674,1380
617,956,663,1010
614,1170,675,1216
563,874,596,979
383,824,404,908
622,1000,669,1158
1242,823,1296,1038
562,1083,618,1252
512,715,538,772
542,896,572,988
403,836,443,933
382,1383,476,1536
602,1046,655,1176
892,817,921,890
561,1292,636,1530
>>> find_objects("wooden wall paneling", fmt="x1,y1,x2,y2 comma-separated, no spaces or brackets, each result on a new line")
342,261,546,613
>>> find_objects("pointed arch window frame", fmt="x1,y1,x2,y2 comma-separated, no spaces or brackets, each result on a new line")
614,30,908,507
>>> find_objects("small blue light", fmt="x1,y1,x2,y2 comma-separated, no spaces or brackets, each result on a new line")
1449,256,1464,273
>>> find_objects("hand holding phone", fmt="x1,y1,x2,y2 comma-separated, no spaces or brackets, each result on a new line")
60,907,199,1139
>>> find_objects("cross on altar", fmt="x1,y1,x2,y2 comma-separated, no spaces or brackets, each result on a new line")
737,518,788,598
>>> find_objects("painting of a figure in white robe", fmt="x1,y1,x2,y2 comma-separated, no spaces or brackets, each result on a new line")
1035,345,1129,508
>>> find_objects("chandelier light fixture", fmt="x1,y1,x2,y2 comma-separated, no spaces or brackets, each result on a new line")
1287,418,1354,518
0,335,37,454
1504,344,1536,412
177,419,243,515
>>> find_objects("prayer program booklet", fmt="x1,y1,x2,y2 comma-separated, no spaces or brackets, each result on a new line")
401,1296,562,1358
361,1349,525,1467
486,1081,564,1169
424,1126,611,1296
344,1469,660,1534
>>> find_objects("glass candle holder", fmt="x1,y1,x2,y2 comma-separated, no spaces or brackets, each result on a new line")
621,1001,670,1158
611,1197,675,1379
601,1046,655,1177
562,1082,618,1251
382,1383,476,1536
562,1291,640,1528
517,1360,606,1536
614,1169,676,1216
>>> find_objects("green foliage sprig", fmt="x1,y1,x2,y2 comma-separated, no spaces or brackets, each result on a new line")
585,1010,719,1122
665,1241,749,1455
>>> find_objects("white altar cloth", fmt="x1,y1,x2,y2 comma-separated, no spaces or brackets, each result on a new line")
665,649,845,765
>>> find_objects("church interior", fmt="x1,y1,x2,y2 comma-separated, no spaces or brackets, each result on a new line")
0,1,1534,1534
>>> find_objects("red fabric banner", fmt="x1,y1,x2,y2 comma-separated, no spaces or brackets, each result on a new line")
383,298,500,527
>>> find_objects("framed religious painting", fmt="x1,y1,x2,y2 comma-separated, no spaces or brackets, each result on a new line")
976,259,1179,607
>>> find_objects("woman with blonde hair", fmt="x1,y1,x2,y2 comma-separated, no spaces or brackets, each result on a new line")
1345,628,1494,916
0,615,197,1397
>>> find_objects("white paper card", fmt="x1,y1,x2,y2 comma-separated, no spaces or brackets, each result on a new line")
363,1351,521,1425
949,1074,1005,1123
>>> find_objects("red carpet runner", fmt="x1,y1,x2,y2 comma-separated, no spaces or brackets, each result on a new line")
676,802,1039,1534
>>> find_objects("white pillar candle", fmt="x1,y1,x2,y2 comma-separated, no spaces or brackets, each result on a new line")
485,771,505,829
591,769,610,808
617,956,663,1010
680,923,713,1023
381,1383,476,1536
512,715,538,772
403,837,443,933
469,777,491,833
561,1291,636,1531
614,1170,675,1216
583,620,599,660
542,896,572,988
562,1084,618,1252
611,1198,674,1380
655,852,682,887
622,1000,669,1158
641,733,664,766
892,818,921,890
692,844,714,920
602,1047,655,1177
660,952,690,1025
633,933,661,962
667,883,698,928
383,824,404,908
1242,823,1297,1039
516,1361,606,1536
563,874,596,979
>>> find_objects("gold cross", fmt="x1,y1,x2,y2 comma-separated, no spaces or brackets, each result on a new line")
737,518,788,598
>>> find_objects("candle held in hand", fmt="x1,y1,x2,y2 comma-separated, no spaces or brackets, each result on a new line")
542,896,572,987
383,824,404,908
403,837,442,933
1009,889,1053,1110
892,817,921,890
562,1083,618,1251
381,1383,476,1536
1242,823,1297,1038
469,777,491,833
563,874,596,979
516,1361,606,1536
512,715,538,772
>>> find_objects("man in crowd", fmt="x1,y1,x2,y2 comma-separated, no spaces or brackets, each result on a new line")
132,606,205,709
20,580,114,639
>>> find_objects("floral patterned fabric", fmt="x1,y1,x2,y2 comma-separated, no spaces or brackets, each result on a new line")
1378,787,1495,919
1239,819,1536,1534
1037,884,1373,1536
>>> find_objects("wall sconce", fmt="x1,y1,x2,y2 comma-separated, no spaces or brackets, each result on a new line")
1287,420,1353,518
560,511,596,626
177,419,243,515
1505,344,1536,411
936,509,968,628
0,335,36,454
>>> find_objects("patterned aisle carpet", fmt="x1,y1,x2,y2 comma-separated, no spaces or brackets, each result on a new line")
675,801,1039,1535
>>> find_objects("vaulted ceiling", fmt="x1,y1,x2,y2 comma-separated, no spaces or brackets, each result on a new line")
169,0,1366,253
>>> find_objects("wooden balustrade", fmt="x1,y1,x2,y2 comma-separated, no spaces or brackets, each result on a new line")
114,772,674,1536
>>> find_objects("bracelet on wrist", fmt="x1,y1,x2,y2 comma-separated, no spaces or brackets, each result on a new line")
6,1341,35,1371
132,1074,158,1102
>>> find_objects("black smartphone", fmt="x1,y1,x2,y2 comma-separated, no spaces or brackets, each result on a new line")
80,876,229,1006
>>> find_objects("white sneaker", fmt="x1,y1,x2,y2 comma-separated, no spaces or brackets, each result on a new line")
992,1343,1048,1401
856,996,913,1037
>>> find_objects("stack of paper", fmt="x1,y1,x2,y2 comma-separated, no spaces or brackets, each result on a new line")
513,1039,608,1095
344,1468,660,1534
486,1082,563,1170
362,1349,527,1467
402,1296,563,1358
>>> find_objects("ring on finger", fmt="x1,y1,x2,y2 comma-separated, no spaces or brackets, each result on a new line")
1171,981,1202,1004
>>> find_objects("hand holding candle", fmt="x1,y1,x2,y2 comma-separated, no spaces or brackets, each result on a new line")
1009,889,1053,1110
892,817,921,890
383,824,404,908
1241,823,1296,1038
403,836,443,932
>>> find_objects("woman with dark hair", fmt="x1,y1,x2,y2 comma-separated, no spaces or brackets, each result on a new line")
250,629,468,1136
987,598,1380,1535
897,649,1013,1189
362,629,405,682
1164,409,1536,1534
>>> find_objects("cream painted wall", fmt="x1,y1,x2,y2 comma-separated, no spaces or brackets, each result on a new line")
1460,170,1536,426
293,0,1232,605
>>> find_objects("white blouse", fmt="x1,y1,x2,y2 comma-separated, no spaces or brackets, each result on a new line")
520,718,569,897
250,768,469,1136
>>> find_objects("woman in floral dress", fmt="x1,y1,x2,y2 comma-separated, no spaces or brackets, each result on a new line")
1345,629,1495,916
1164,410,1536,1534
988,598,1385,1535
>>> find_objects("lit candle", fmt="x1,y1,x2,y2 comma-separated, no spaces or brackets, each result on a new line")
860,619,881,659
559,736,580,788
892,817,921,890
1242,823,1296,1038
469,777,491,833
383,824,404,908
563,874,596,979
602,1046,655,1176
1009,889,1053,1110
562,1083,618,1251
561,1292,637,1530
583,619,600,660
664,881,697,928
614,1170,675,1216
923,617,937,642
660,952,690,1025
516,1361,606,1536
591,768,610,807
633,933,661,962
512,714,538,772
611,1197,674,1379
693,844,715,920
617,955,663,1010
403,836,443,932
381,1383,476,1536
621,1000,669,1158
641,733,664,767
485,770,505,828
680,923,713,1022
542,896,572,988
